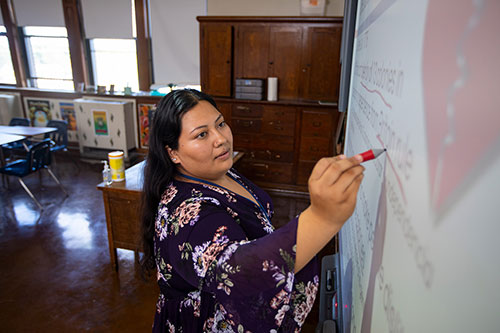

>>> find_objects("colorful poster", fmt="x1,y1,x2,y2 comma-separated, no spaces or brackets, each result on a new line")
27,99,51,127
138,103,156,148
60,102,77,131
93,110,108,136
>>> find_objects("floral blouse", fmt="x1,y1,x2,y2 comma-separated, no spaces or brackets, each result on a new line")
153,169,319,332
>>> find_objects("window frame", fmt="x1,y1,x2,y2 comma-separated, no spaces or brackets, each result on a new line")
0,25,17,85
22,26,74,89
87,37,140,93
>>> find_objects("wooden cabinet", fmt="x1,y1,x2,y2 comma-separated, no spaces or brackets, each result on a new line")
235,25,270,80
301,25,342,102
269,25,303,100
297,107,339,185
235,24,304,100
198,17,343,102
199,23,233,96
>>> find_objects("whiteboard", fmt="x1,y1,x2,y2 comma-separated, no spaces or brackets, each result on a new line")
339,0,500,332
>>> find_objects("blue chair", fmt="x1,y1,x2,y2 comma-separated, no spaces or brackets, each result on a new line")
0,138,68,210
44,120,68,153
9,117,30,126
43,120,69,169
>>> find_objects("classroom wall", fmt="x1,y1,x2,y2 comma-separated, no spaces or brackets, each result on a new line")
2,0,344,87
150,0,344,85
207,0,344,16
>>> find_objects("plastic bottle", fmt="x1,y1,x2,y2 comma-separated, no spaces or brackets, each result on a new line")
102,160,112,185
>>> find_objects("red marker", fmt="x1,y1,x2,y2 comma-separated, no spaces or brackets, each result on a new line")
359,148,386,162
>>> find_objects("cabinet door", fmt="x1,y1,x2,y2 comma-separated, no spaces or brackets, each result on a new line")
269,25,303,100
235,25,270,79
301,25,342,102
200,23,232,96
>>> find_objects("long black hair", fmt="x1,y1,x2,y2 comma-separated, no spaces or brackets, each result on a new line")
140,89,217,275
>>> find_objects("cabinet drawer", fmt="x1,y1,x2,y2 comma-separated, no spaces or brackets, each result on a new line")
262,118,295,136
232,118,262,133
244,149,294,163
299,136,330,160
262,107,295,136
234,134,294,151
239,160,293,184
232,104,264,118
297,161,316,185
301,110,333,138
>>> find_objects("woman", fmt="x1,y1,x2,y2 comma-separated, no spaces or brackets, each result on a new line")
141,89,364,332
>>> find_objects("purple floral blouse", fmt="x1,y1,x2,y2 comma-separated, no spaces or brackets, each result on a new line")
153,169,319,332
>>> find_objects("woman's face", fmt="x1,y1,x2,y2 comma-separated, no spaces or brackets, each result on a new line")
169,100,233,181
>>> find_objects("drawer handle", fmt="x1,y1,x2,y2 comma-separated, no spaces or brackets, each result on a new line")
275,154,281,159
256,173,266,177
313,121,322,127
241,121,253,127
242,138,250,143
236,106,250,111
274,126,284,131
253,163,269,169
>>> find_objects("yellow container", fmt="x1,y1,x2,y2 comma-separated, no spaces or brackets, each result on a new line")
108,151,125,182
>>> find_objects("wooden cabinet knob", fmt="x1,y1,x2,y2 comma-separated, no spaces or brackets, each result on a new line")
253,163,269,169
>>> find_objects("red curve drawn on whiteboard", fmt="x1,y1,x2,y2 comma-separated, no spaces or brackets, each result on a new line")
360,81,393,109
376,134,407,204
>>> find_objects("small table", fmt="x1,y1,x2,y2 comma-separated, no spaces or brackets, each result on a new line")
0,133,25,146
0,125,57,138
97,152,244,271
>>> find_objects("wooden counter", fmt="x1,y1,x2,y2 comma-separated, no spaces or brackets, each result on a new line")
97,161,144,271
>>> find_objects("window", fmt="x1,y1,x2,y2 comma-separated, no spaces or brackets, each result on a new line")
24,26,73,90
0,26,16,84
89,39,139,93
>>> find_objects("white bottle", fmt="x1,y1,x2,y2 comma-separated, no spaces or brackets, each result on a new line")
102,160,112,185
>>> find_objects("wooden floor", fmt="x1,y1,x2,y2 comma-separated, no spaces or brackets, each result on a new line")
0,152,327,332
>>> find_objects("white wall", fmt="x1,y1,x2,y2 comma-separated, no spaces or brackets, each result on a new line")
150,0,206,86
207,0,344,16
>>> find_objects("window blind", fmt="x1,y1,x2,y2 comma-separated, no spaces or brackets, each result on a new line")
80,0,134,39
13,0,65,27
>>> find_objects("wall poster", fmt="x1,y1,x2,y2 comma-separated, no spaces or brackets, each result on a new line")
60,102,77,131
138,103,156,148
92,110,108,136
27,99,51,127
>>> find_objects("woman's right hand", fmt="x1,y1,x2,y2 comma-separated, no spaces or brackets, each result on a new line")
307,154,365,229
